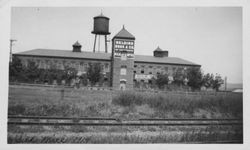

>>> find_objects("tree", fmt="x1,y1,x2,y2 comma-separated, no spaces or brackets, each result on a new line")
9,56,24,82
202,73,214,89
38,69,49,83
173,68,185,86
186,67,203,91
155,73,169,89
24,60,40,83
87,63,102,86
212,74,224,91
64,66,77,85
80,74,88,86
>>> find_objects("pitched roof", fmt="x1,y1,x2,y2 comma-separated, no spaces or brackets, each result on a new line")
113,26,135,40
14,49,200,66
73,41,81,46
154,46,163,51
15,49,111,61
135,55,200,66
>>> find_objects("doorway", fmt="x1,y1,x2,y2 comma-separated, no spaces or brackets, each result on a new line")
120,79,126,90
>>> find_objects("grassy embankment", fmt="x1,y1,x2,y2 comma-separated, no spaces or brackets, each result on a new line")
8,85,243,143
8,85,243,119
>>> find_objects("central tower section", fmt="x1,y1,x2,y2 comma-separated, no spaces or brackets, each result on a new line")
111,26,135,90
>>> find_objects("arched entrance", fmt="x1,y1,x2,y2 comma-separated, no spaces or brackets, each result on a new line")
120,79,127,90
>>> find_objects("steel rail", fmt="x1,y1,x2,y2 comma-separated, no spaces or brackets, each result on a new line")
8,115,117,121
8,121,243,126
8,115,242,122
185,140,243,144
139,118,242,121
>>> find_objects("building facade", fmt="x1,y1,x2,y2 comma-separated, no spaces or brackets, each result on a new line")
13,14,201,90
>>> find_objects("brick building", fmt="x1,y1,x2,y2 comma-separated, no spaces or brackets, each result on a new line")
13,14,201,90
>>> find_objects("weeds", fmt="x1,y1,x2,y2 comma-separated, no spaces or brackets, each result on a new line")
112,91,243,118
8,127,243,143
8,86,243,144
8,88,242,119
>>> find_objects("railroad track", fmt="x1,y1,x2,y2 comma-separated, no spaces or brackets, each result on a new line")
8,115,243,126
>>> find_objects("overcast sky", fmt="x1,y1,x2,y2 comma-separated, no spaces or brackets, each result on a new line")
11,7,242,84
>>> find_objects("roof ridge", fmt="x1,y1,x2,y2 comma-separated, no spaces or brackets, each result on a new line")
14,49,200,66
113,26,135,39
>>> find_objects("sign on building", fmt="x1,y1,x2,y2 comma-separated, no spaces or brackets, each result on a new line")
135,74,154,80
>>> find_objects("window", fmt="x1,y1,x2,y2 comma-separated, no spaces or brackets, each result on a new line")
134,71,136,74
59,62,64,70
76,62,81,71
149,66,153,68
101,64,104,72
148,80,152,84
121,53,127,60
84,64,88,71
141,70,144,74
121,65,127,75
134,65,137,68
121,68,127,75
105,63,109,71
149,72,152,74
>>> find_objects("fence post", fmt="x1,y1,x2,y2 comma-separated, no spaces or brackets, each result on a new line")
61,85,65,103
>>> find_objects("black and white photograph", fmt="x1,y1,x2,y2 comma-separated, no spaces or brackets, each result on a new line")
0,0,249,148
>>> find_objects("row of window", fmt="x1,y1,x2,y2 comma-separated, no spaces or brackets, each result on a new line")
121,68,166,76
134,70,161,75
134,64,176,70
120,66,185,76
24,59,110,72
134,65,187,72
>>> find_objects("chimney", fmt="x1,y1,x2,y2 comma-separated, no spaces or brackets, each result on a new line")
72,41,82,52
153,46,168,57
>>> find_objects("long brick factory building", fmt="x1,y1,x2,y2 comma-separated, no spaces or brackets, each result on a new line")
13,13,201,90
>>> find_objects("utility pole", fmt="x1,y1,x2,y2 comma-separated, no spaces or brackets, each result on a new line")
10,39,17,62
224,76,227,91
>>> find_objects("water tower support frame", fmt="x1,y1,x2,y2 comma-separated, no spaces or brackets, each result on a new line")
93,34,108,53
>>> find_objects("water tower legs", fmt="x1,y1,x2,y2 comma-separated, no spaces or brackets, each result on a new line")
105,35,108,53
93,34,108,53
93,34,97,53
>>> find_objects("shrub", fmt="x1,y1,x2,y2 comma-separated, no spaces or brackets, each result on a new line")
8,104,26,115
112,91,145,107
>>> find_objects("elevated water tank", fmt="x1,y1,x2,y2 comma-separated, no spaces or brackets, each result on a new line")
91,13,110,35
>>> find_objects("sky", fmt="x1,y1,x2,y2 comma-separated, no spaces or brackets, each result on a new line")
11,7,242,84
